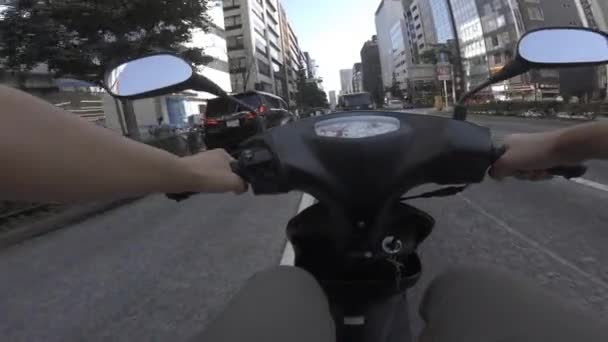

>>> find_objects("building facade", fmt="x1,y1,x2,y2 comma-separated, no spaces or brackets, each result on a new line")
360,35,385,104
575,0,608,98
304,51,317,79
340,69,354,94
328,90,337,110
406,0,438,55
429,0,455,43
352,63,364,93
448,0,593,99
375,0,411,89
278,2,306,105
223,0,305,104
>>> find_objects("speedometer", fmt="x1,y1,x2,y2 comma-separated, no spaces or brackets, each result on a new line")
314,116,400,139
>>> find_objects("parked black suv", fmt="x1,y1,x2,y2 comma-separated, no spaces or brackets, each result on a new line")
204,91,295,151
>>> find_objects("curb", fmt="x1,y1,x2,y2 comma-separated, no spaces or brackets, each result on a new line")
0,198,139,249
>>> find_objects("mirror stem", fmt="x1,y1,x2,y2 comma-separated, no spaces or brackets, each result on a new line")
453,58,530,121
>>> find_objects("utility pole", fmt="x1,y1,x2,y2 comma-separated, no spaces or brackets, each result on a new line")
446,0,466,98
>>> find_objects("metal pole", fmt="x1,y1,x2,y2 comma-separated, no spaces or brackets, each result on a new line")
451,66,457,104
444,80,449,107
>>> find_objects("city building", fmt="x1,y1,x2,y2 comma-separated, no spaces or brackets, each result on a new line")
360,35,385,104
352,63,364,93
304,51,318,79
223,0,305,104
328,90,337,110
406,0,438,57
340,69,354,94
278,2,306,105
448,0,593,100
575,0,608,98
375,0,411,90
428,0,455,43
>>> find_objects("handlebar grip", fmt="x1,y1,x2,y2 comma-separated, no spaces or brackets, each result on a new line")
547,165,587,179
490,145,587,180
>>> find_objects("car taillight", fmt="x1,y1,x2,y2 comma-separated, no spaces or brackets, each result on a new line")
206,118,219,126
258,105,267,113
245,112,257,120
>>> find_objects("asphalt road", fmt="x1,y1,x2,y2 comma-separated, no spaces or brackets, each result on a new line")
2,113,608,341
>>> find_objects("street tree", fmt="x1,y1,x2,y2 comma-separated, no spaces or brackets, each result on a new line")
389,74,404,100
295,67,328,110
0,0,215,140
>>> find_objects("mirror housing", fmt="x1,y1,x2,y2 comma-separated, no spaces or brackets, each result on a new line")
518,27,608,66
490,27,608,84
104,53,229,100
455,27,608,120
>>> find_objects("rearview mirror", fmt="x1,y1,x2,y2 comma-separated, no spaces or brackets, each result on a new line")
518,28,608,65
105,54,194,98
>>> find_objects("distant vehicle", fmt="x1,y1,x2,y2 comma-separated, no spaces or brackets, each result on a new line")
386,99,405,110
204,91,295,151
338,92,374,111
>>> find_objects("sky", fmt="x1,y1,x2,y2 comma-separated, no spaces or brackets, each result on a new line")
282,0,379,94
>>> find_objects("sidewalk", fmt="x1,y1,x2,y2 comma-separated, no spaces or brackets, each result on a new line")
0,198,138,249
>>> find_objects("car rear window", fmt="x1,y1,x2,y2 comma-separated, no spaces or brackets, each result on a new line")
206,94,262,118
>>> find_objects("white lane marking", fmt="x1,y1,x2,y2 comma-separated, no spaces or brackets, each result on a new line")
280,193,316,266
571,178,608,193
459,194,608,291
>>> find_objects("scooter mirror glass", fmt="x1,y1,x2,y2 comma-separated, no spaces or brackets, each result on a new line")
518,28,608,65
105,54,193,97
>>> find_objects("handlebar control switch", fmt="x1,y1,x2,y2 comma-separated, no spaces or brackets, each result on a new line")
234,147,286,194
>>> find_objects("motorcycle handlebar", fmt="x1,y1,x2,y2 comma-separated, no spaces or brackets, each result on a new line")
166,145,588,202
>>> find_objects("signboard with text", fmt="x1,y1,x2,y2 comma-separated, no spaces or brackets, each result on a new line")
436,63,452,81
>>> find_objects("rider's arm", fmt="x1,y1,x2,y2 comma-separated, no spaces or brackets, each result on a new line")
555,122,608,163
0,85,245,202
493,122,608,179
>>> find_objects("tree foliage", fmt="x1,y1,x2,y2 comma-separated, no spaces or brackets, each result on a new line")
419,44,454,65
389,74,404,99
295,67,328,108
0,0,215,85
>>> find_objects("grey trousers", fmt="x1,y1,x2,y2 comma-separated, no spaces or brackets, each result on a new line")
198,266,608,342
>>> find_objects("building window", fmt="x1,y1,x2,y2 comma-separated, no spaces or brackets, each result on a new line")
496,15,506,28
252,7,264,22
266,0,277,12
223,0,240,10
527,7,544,21
492,36,499,47
258,59,271,76
483,4,492,15
229,57,248,72
224,14,242,30
227,35,244,50
494,53,502,65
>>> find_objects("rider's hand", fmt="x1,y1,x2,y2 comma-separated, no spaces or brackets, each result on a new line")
179,149,247,194
492,131,565,180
